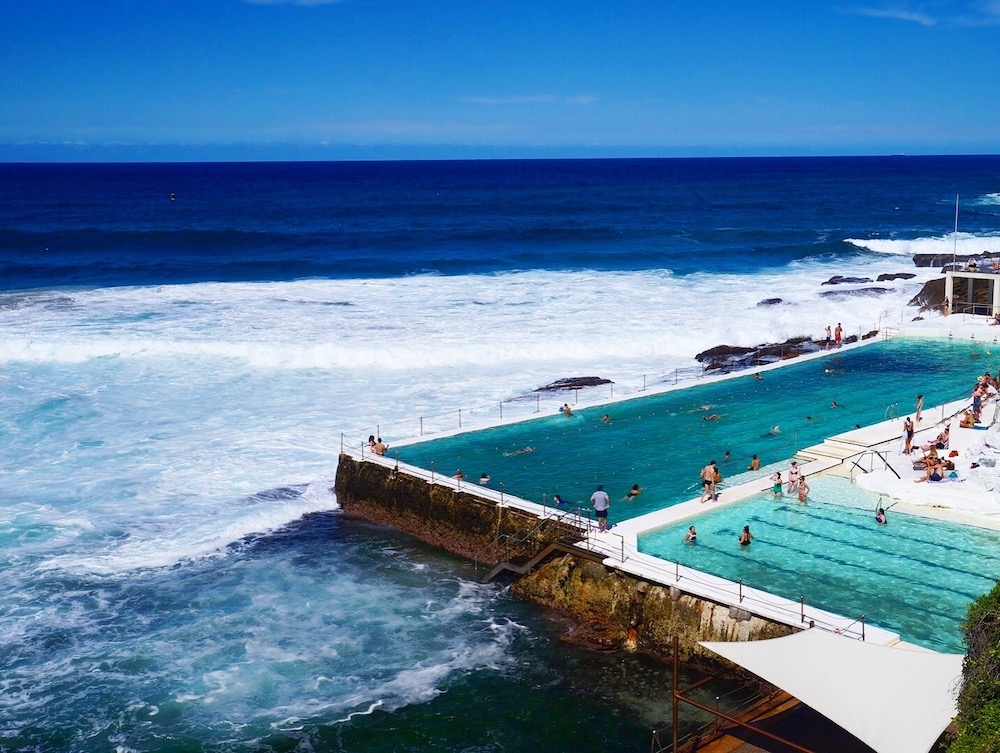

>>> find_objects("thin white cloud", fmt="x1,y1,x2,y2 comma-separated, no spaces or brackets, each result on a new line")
461,95,597,106
848,1,1000,26
851,5,937,25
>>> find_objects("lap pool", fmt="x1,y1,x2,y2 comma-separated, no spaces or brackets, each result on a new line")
637,475,1000,652
396,336,995,522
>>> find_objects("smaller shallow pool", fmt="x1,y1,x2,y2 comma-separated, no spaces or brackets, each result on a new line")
637,475,1000,652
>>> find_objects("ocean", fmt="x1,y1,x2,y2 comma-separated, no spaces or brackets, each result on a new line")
1,156,999,752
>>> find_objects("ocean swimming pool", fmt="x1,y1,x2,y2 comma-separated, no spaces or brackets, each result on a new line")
637,475,1000,652
397,336,994,521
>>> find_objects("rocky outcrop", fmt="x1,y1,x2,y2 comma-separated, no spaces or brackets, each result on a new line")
877,272,916,282
535,377,612,392
822,275,872,285
756,298,785,307
510,554,794,659
908,278,947,313
695,336,819,373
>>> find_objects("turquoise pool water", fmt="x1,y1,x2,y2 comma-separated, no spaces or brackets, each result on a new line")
397,337,993,521
638,475,1000,652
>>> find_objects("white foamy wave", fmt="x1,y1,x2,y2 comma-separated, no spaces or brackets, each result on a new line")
846,232,1000,257
973,193,1000,206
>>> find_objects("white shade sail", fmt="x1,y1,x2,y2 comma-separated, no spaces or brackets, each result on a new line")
699,630,963,753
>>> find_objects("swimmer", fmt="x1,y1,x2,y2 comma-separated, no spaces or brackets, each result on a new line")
601,414,611,424
701,404,713,411
830,401,840,408
703,413,722,421
504,446,535,456
722,450,731,462
747,454,760,471
479,473,491,485
560,403,572,417
875,507,887,524
624,484,643,501
453,469,464,480
553,494,570,505
755,372,763,380
739,525,755,546
766,425,781,436
684,526,697,542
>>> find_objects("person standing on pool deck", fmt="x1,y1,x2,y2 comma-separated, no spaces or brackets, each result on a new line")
834,322,843,347
825,325,832,350
699,461,717,503
916,394,924,423
739,526,755,546
591,485,610,532
903,416,915,455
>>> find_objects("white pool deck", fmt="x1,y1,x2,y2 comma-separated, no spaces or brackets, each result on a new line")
347,313,1000,650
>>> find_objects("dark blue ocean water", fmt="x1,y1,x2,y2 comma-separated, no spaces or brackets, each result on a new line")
3,156,1000,290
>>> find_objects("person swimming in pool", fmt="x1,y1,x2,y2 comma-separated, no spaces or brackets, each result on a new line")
739,525,754,546
624,484,643,501
875,507,887,524
684,525,697,542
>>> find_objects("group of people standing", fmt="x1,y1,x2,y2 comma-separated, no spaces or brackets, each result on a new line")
824,323,843,350
770,460,810,502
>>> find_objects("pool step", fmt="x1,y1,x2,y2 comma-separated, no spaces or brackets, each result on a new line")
797,441,864,461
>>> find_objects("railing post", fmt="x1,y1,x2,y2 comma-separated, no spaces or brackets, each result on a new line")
739,578,744,603
499,482,504,505
642,374,646,391
675,559,680,582
458,409,462,429
800,596,805,623
340,432,344,453
430,461,435,484
420,416,424,436
536,394,540,413
499,402,503,420
573,388,579,404
861,615,866,642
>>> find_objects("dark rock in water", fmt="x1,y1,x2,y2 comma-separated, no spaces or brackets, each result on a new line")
819,287,890,298
843,334,859,344
908,278,946,312
822,275,873,285
861,329,880,341
535,376,612,392
696,336,819,373
756,298,785,307
876,272,916,282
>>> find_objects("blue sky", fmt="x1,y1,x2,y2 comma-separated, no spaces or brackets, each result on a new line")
1,0,998,161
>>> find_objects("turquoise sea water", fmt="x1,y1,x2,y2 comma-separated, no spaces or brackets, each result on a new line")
638,475,1000,653
397,336,992,518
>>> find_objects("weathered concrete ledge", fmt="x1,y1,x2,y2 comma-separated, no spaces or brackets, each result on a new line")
334,453,795,660
334,453,583,563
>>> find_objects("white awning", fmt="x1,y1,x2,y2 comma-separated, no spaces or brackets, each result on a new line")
699,630,963,753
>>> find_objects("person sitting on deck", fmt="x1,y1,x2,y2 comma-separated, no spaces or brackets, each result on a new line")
373,438,387,455
922,425,950,452
960,409,976,429
915,459,945,483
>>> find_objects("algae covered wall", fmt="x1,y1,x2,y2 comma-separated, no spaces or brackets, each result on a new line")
334,454,581,563
335,454,796,660
511,554,794,659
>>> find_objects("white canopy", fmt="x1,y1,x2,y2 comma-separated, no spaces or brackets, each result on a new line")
699,630,963,753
